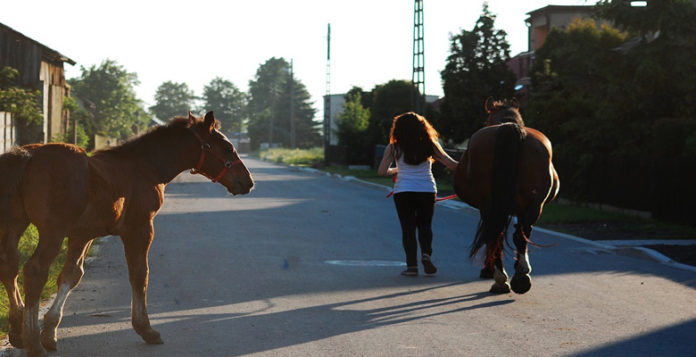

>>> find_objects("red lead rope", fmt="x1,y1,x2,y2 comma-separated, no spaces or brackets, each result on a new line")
385,174,457,202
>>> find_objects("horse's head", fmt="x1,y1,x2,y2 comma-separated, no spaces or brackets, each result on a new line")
484,97,524,127
188,111,254,195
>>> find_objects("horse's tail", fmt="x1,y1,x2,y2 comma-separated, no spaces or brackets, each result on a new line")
0,147,31,227
470,123,526,260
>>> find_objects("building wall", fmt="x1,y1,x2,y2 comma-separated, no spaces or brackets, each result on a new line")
1,22,74,144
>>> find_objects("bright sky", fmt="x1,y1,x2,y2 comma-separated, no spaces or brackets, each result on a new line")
2,0,596,121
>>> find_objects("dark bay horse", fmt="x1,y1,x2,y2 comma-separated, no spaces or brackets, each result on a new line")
0,111,254,357
454,98,559,294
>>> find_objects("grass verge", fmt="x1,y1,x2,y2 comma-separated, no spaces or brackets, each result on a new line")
0,225,68,340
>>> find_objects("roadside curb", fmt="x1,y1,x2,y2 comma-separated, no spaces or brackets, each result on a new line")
296,165,696,274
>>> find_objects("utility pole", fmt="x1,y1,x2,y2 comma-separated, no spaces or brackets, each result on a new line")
289,59,295,148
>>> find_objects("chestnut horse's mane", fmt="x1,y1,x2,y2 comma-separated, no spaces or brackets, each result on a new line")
486,99,525,127
94,116,206,156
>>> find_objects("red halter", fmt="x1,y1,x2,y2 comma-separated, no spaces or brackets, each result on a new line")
189,129,243,183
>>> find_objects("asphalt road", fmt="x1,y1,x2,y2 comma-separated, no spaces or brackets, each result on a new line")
3,156,696,356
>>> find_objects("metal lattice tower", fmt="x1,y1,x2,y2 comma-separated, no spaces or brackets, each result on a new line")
412,0,425,114
323,23,332,161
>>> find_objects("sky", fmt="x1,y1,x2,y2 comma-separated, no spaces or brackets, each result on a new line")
2,0,597,121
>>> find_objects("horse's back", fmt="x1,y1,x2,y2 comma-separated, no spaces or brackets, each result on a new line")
20,143,89,228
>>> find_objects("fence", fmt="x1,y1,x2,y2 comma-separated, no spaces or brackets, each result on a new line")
1,112,16,153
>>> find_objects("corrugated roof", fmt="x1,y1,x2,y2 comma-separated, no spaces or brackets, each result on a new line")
0,22,76,65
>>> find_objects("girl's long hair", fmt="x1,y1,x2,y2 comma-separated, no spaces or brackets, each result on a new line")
389,112,440,165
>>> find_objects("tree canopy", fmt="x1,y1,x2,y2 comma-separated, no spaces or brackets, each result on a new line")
200,77,246,135
438,3,516,144
247,57,319,149
68,59,148,140
149,81,196,121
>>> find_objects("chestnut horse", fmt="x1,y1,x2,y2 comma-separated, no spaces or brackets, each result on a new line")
454,98,559,294
0,112,254,357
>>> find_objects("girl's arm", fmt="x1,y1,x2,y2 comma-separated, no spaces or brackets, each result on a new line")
432,141,459,171
377,143,398,176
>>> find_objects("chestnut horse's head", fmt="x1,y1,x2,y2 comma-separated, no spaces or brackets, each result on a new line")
188,111,254,195
484,97,524,127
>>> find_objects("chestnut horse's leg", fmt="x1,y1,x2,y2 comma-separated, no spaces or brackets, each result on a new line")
487,236,511,294
22,229,66,357
40,237,94,350
510,203,543,294
121,222,163,345
0,218,30,348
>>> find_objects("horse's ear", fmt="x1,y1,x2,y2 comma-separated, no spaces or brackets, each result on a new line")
188,111,196,125
204,111,216,133
511,98,520,109
485,97,495,113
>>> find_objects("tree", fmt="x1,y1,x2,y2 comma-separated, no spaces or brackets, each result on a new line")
200,77,246,135
439,3,516,144
366,80,414,146
336,91,370,164
0,66,43,144
247,57,319,149
68,59,149,141
149,81,196,121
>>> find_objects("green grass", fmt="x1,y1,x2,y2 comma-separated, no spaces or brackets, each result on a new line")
0,225,68,339
258,147,324,166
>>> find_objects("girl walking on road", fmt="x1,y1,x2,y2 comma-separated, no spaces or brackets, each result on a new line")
378,112,458,276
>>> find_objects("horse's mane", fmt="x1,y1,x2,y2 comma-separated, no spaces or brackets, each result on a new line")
94,116,196,155
487,99,525,127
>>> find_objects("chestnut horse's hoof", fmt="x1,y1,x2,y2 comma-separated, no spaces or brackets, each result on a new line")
8,330,23,348
489,282,511,294
140,329,164,345
479,266,494,279
40,331,58,351
511,274,532,294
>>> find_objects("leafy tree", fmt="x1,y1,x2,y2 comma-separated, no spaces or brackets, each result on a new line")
247,57,319,149
200,77,246,135
149,81,196,121
439,3,516,143
366,80,414,146
336,91,370,164
60,96,90,148
0,66,43,144
68,59,149,141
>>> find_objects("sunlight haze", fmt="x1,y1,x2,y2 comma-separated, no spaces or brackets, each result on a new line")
2,0,597,120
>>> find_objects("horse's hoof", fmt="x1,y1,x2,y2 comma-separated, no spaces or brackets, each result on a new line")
489,282,511,294
26,346,48,357
8,331,23,348
40,331,58,351
479,267,494,279
511,274,532,294
141,330,164,345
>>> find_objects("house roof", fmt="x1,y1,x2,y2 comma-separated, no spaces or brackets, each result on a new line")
0,22,76,65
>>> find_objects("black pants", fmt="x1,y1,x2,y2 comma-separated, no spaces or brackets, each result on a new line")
393,192,436,267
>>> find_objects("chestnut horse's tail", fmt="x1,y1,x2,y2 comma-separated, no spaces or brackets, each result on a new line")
470,123,526,259
0,147,31,226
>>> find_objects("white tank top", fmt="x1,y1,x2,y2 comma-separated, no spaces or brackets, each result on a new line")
393,155,436,193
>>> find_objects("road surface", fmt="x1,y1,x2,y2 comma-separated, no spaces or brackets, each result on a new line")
3,156,695,356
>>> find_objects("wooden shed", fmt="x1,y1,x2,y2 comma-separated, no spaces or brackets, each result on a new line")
0,22,75,146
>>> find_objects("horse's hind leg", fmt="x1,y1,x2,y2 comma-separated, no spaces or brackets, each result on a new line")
510,204,542,294
41,237,93,351
487,237,511,294
22,229,66,357
0,217,30,348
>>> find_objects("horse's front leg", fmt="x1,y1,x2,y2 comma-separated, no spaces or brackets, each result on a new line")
41,237,93,350
121,222,163,345
511,223,533,294
488,238,510,294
